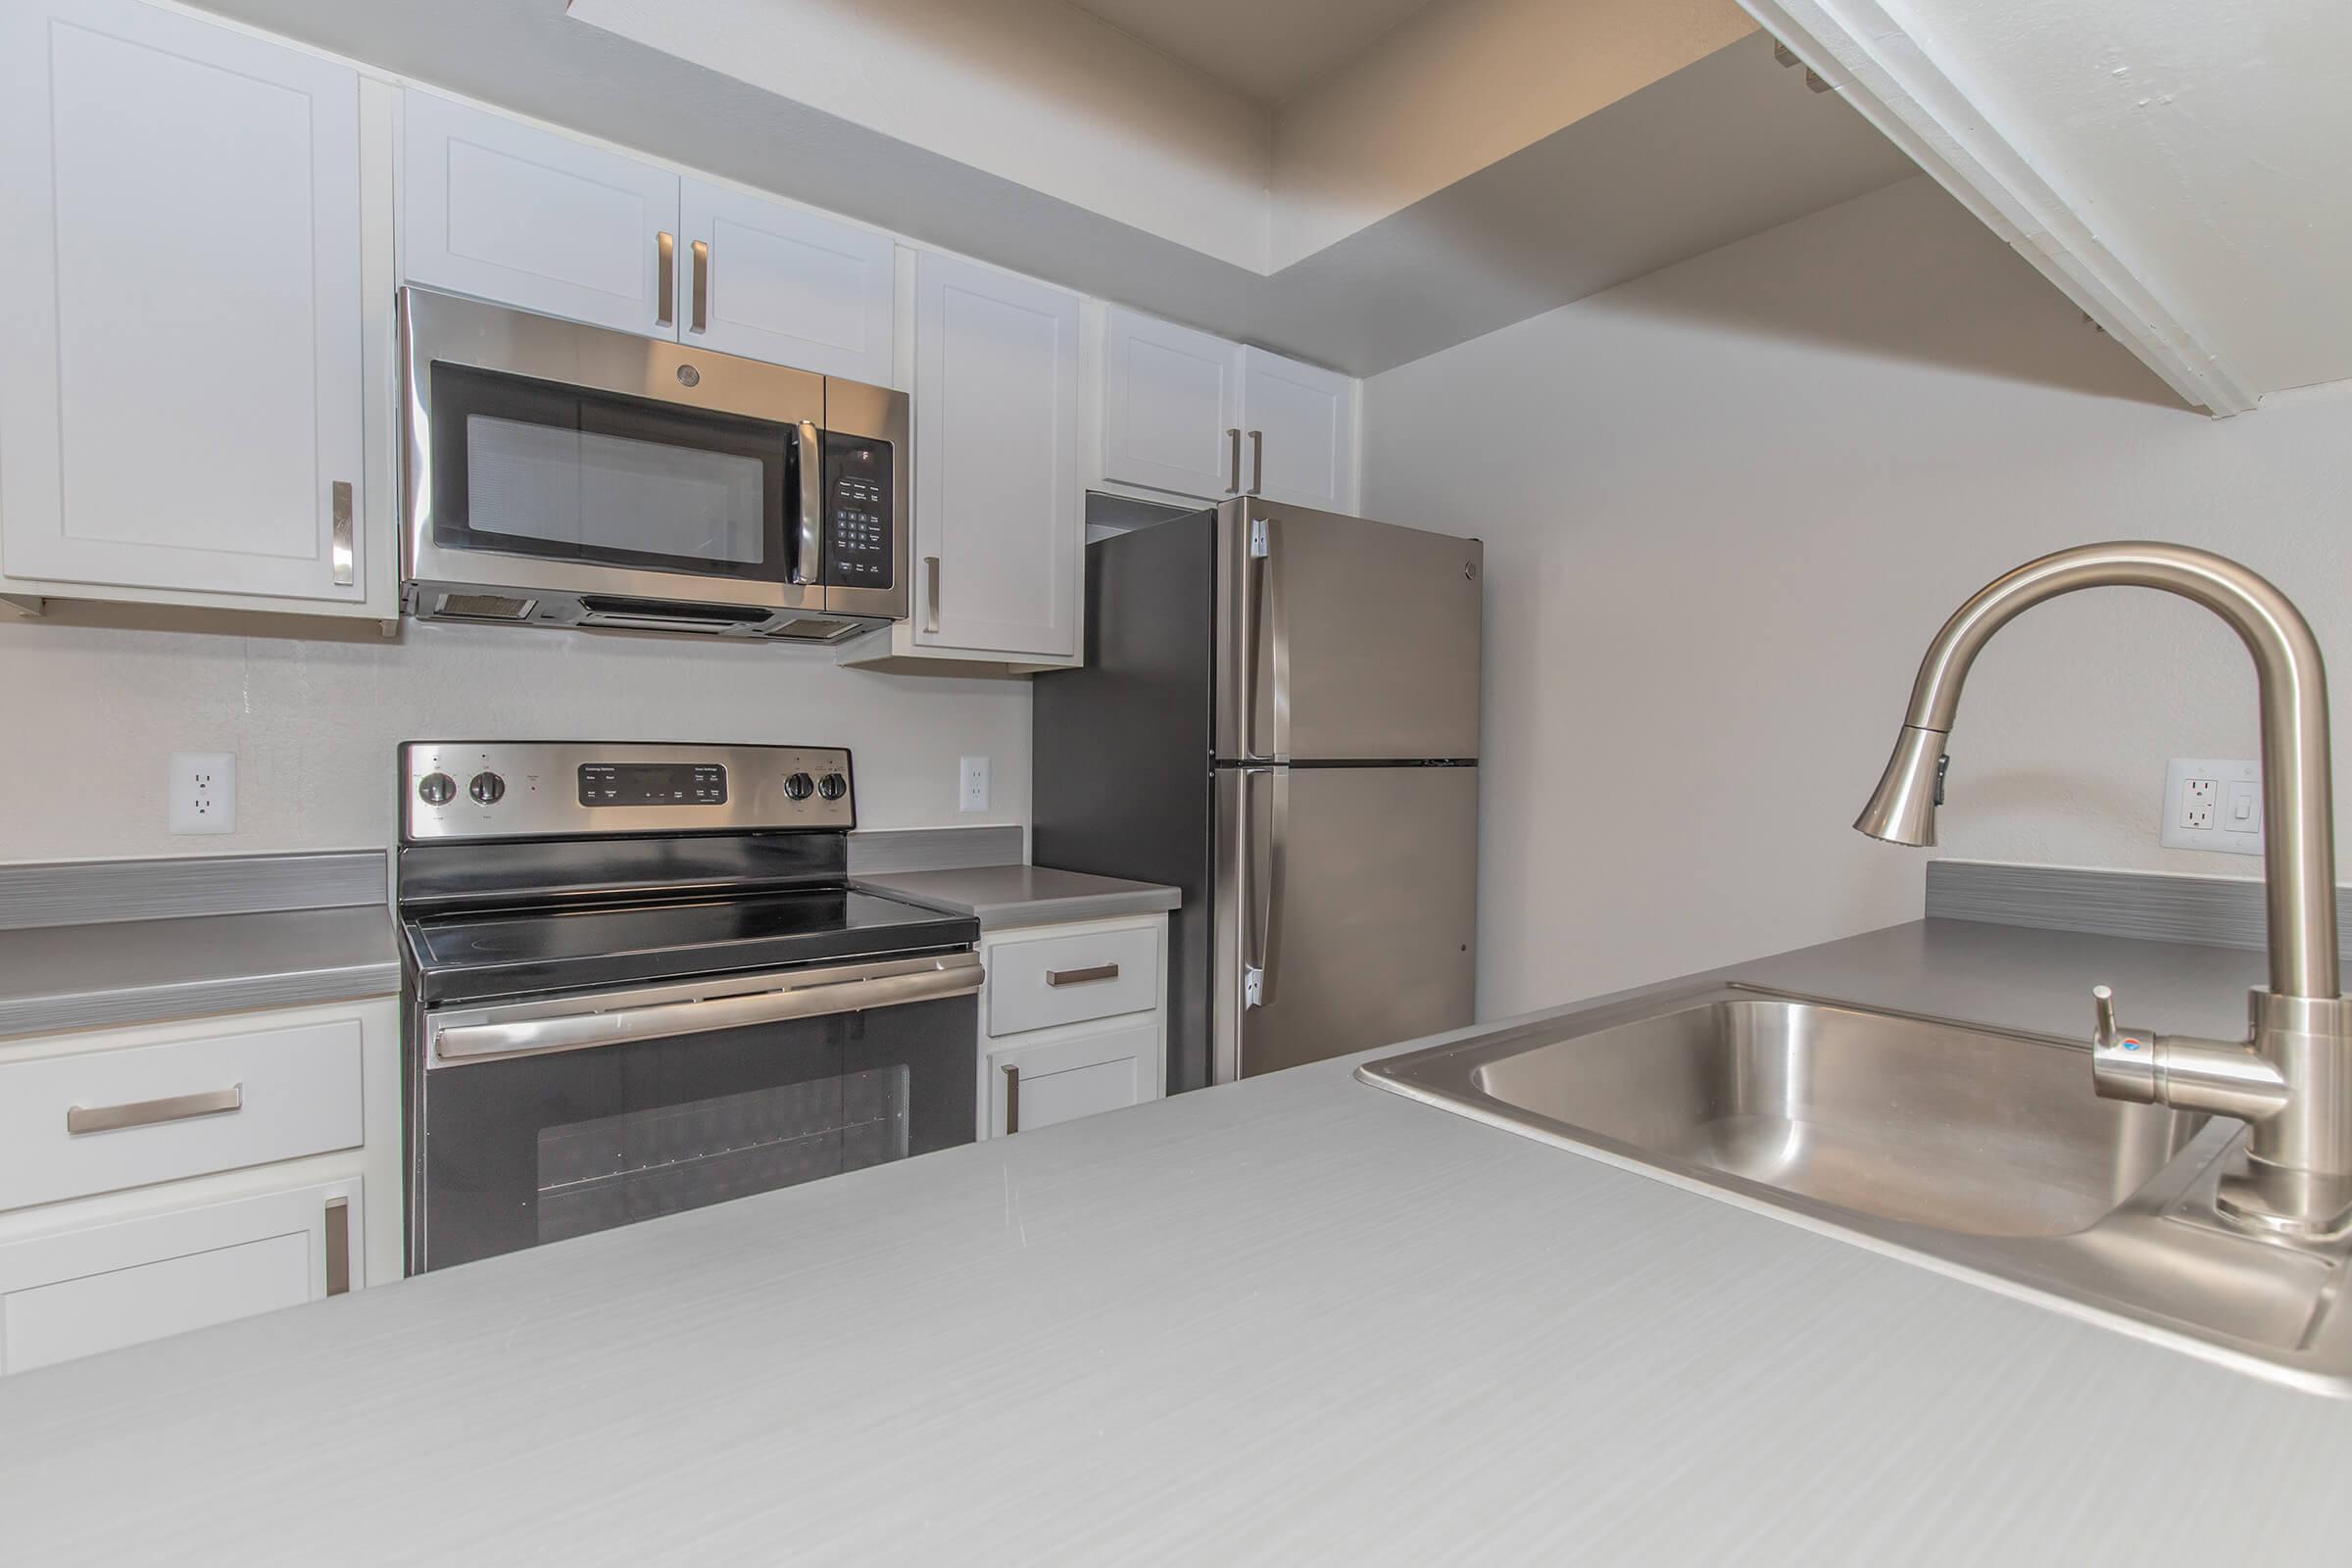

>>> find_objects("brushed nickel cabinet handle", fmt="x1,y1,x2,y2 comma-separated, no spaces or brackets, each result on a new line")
656,231,675,327
1046,963,1119,987
1248,429,1264,495
690,239,710,333
1003,1062,1020,1136
67,1084,243,1136
1225,428,1242,494
324,1198,351,1297
330,481,355,587
924,555,941,634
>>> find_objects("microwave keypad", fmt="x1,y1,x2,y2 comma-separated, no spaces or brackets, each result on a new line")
822,433,895,590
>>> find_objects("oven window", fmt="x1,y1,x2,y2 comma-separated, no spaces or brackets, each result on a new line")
428,363,798,582
534,1067,908,1246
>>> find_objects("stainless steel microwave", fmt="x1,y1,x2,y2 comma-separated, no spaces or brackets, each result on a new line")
397,287,907,641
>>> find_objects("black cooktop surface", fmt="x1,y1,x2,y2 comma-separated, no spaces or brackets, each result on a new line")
404,885,976,1006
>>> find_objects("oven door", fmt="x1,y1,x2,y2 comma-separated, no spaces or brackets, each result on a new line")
413,952,980,1272
400,287,828,614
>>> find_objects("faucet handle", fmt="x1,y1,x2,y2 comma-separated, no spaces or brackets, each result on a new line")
2089,984,2159,1103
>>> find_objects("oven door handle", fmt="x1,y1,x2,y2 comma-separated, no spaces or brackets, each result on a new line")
428,953,983,1065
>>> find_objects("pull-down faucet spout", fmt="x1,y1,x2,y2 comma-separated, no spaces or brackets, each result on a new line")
1857,542,2352,1235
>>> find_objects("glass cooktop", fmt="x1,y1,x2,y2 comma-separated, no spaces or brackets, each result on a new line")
405,885,976,1006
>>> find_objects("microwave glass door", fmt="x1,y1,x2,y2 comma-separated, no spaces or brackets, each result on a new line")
428,363,802,583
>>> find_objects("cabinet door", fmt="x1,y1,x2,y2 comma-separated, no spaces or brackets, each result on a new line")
0,0,365,600
679,179,895,382
1241,347,1358,514
989,1019,1158,1138
404,90,678,338
1102,308,1243,501
0,1177,362,1375
913,252,1082,659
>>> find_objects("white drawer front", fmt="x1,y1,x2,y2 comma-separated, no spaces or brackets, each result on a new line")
0,1018,365,1212
986,924,1159,1037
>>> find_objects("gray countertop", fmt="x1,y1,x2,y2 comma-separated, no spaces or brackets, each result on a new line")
0,905,400,1038
858,862,1179,928
8,918,2352,1563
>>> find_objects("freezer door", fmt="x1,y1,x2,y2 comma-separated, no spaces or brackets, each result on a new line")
1214,500,1483,762
1213,764,1477,1082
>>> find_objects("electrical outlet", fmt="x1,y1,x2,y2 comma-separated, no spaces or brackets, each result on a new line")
169,752,237,835
958,755,990,813
2161,757,2260,856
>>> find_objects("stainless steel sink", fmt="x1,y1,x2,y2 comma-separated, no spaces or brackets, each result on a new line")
1360,986,2352,1394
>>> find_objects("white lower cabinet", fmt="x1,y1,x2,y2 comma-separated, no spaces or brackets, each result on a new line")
988,1019,1159,1139
0,1176,362,1375
978,912,1167,1138
0,996,400,1374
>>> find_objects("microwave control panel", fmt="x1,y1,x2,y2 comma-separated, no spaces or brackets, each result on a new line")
822,433,895,590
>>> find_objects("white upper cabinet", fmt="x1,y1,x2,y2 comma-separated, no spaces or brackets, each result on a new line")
1242,347,1358,514
404,96,897,384
1102,307,1244,501
0,0,367,603
912,252,1082,661
404,91,678,338
679,179,895,384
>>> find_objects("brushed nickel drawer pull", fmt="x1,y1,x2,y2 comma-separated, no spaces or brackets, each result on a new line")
1045,963,1120,987
66,1084,244,1136
324,1198,351,1297
1003,1062,1020,1135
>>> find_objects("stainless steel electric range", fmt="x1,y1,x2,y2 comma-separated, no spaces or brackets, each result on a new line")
395,741,982,1274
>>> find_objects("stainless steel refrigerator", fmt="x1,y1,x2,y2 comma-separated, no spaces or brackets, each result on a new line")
1033,497,1481,1094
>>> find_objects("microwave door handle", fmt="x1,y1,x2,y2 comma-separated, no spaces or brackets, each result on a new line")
793,420,823,587
430,955,985,1064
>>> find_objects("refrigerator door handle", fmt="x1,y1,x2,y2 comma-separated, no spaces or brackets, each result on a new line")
1244,766,1288,1008
1240,514,1285,761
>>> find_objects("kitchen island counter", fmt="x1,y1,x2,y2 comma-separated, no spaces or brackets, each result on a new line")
7,916,2350,1563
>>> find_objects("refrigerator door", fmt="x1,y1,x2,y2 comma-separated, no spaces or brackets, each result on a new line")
1213,764,1477,1082
1214,499,1483,763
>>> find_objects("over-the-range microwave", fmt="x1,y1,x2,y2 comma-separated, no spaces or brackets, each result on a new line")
398,286,907,641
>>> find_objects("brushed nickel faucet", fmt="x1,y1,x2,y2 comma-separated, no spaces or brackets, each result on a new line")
1857,542,2352,1237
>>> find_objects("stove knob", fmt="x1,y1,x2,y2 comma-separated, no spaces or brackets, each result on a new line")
468,771,506,806
784,771,815,801
817,772,848,802
416,771,457,806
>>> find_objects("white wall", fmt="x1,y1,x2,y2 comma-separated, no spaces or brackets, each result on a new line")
0,616,1029,862
1363,174,2352,1021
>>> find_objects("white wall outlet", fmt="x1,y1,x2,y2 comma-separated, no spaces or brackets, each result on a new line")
169,752,237,835
2161,757,2261,857
958,755,990,813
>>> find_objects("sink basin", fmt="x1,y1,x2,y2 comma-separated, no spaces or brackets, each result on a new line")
1360,985,2352,1395
1464,991,2201,1238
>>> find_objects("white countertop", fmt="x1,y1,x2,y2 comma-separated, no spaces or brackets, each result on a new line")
8,918,2352,1564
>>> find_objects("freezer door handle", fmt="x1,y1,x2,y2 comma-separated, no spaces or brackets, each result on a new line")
1244,766,1288,1008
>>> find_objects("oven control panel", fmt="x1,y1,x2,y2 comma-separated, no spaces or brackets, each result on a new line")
402,742,854,841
